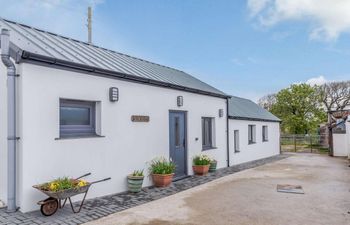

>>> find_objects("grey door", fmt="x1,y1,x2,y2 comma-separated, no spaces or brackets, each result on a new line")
169,111,187,179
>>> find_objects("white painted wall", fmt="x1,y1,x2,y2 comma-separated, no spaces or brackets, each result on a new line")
17,63,227,212
229,119,280,165
333,117,350,157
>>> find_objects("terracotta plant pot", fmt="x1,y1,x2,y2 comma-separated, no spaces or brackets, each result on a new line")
193,165,210,175
127,175,144,193
152,174,174,187
209,160,217,172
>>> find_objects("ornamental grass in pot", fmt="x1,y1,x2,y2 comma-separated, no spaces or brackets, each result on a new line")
127,170,144,193
149,157,176,187
192,154,211,175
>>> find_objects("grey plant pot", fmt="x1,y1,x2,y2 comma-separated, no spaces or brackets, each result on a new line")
127,175,144,193
209,160,217,172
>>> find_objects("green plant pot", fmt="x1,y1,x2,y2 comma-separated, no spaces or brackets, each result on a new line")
127,175,144,193
209,160,217,172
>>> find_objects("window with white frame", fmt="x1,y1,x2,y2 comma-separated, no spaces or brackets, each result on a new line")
60,99,96,137
202,117,215,150
234,130,240,152
248,124,256,144
262,125,268,142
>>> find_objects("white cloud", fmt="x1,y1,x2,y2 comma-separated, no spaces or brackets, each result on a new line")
230,58,244,66
247,0,350,41
305,75,327,86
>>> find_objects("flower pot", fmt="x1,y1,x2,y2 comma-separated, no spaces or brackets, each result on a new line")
209,160,217,172
192,165,210,175
127,175,144,193
152,174,174,187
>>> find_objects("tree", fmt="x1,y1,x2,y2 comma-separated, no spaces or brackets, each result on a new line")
317,80,350,111
258,94,276,111
271,84,326,134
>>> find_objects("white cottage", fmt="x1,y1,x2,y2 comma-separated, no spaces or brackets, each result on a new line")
0,18,281,213
228,96,281,165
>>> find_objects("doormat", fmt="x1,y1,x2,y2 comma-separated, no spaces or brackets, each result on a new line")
277,184,304,194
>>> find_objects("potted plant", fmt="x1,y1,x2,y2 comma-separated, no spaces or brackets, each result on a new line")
127,170,144,193
149,157,176,187
209,159,217,172
192,154,211,175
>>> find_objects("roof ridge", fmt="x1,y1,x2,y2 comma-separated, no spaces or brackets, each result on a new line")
0,17,186,74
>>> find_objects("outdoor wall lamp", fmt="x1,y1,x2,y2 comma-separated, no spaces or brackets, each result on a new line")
109,87,119,102
177,96,183,107
219,109,224,117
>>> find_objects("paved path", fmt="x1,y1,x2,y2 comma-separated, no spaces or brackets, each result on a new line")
0,155,287,225
87,154,350,225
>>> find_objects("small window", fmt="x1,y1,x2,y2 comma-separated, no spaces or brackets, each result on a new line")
60,99,96,137
175,116,180,147
248,125,256,144
262,126,268,142
202,117,214,150
234,130,240,152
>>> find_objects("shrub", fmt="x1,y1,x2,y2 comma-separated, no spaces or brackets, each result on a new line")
193,154,212,166
149,157,176,175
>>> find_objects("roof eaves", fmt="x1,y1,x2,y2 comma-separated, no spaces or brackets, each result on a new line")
229,116,281,123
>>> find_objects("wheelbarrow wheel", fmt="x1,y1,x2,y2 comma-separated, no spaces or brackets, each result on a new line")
40,198,58,216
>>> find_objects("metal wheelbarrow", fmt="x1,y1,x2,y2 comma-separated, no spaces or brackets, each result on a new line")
33,173,111,216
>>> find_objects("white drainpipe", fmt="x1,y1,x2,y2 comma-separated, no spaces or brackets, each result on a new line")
1,28,17,212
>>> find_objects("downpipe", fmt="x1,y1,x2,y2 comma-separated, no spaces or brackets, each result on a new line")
1,28,18,212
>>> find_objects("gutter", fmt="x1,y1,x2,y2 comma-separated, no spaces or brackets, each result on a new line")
19,51,230,99
228,116,281,123
1,29,18,212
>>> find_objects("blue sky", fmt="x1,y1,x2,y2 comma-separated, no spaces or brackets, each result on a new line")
1,0,349,101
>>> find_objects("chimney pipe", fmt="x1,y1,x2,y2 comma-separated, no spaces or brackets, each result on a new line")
1,28,17,213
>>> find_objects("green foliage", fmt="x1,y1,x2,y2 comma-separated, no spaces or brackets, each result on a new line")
132,170,144,177
271,84,326,134
40,177,81,192
149,157,176,175
192,154,212,165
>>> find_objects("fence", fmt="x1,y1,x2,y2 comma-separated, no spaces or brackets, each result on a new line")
280,134,329,154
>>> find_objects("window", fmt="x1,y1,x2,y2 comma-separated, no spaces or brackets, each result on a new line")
175,116,180,147
60,99,96,137
202,117,214,150
262,126,268,142
234,130,240,152
248,125,256,144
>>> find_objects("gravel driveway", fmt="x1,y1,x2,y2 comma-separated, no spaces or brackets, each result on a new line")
86,154,350,225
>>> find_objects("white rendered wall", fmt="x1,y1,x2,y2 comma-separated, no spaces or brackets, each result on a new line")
333,117,350,157
18,63,227,212
229,119,280,165
333,134,348,156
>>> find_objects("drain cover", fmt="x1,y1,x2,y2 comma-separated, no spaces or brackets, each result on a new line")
277,184,304,194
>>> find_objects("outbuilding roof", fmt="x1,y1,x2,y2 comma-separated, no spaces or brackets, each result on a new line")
228,96,281,122
0,18,227,98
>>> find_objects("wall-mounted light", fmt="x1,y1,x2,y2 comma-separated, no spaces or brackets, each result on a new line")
109,87,119,102
219,109,224,117
177,96,183,107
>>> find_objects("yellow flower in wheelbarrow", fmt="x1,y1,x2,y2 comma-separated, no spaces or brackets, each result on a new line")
77,179,87,187
49,182,59,192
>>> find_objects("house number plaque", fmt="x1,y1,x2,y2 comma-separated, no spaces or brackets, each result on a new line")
131,115,150,122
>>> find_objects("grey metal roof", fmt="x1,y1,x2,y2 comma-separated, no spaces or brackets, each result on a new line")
228,96,281,122
0,18,227,97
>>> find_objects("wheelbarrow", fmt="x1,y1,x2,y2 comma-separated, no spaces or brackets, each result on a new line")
33,173,111,216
